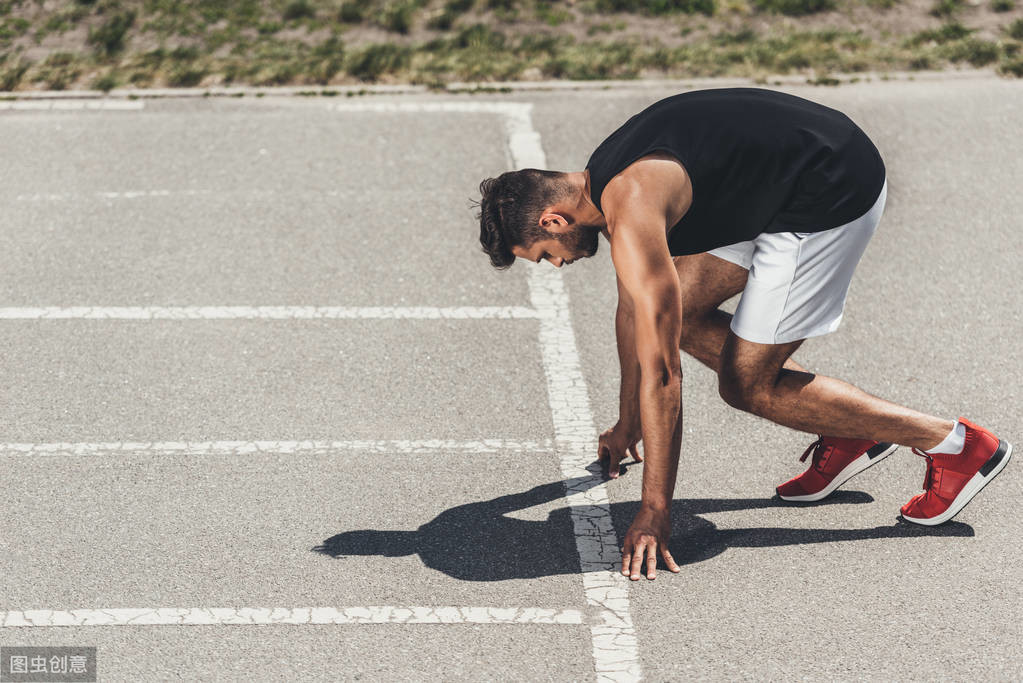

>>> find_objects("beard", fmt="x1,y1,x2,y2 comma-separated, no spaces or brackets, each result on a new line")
555,225,600,259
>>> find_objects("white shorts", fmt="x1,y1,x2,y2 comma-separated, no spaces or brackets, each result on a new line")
708,178,887,345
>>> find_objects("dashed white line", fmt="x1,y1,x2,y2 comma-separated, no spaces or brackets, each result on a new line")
0,439,553,457
0,306,549,320
1,607,584,627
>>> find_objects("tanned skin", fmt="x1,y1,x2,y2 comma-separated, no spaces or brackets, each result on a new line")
511,153,953,581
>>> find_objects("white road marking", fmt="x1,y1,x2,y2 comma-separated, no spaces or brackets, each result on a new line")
331,97,641,682
0,100,144,111
1,607,583,627
330,101,532,116
0,439,553,457
0,306,548,320
14,190,209,201
498,104,642,682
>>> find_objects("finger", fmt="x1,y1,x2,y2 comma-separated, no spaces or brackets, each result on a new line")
646,543,658,580
620,545,631,577
661,546,681,574
597,443,608,463
629,443,642,462
629,541,645,580
609,451,622,479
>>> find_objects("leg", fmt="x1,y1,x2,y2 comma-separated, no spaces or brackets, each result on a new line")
717,332,953,451
673,252,808,374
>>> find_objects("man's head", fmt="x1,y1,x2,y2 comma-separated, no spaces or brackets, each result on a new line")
476,168,602,270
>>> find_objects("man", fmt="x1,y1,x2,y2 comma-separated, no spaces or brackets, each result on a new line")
475,88,1012,582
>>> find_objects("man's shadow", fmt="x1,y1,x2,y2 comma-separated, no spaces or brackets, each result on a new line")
313,463,973,581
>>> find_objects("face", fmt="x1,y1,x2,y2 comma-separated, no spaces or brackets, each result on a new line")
513,225,600,268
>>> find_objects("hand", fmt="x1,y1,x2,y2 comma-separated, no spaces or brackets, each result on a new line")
597,420,642,479
621,505,680,581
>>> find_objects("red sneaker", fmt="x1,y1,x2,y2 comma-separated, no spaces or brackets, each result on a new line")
900,418,1012,525
777,436,898,502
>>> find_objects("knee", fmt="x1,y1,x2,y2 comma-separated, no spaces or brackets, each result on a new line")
717,370,772,416
678,309,711,353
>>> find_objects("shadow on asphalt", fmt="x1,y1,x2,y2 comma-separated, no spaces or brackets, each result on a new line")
312,465,974,580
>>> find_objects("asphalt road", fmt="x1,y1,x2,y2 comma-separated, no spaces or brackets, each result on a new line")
1,76,1021,681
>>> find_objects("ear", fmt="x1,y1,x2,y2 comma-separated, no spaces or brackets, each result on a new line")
538,211,569,233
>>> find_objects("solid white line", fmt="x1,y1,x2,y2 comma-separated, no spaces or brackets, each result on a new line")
330,101,532,116
0,306,548,320
328,99,641,678
1,607,583,627
0,100,145,111
0,439,553,457
14,190,208,201
496,104,641,682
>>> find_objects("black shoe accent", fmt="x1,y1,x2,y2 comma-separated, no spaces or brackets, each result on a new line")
979,440,1010,477
866,442,895,459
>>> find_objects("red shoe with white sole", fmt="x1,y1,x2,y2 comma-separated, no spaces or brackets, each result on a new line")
900,418,1012,526
777,436,898,502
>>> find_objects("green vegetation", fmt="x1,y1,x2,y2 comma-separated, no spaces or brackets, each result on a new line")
593,0,716,15
931,0,965,17
753,0,836,15
0,0,1021,91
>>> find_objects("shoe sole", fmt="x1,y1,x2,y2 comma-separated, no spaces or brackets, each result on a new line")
778,442,898,502
901,440,1013,526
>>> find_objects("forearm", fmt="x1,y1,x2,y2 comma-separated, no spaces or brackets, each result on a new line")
637,371,683,510
615,303,642,431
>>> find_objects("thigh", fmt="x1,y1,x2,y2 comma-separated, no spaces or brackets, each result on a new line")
672,252,748,317
720,331,804,390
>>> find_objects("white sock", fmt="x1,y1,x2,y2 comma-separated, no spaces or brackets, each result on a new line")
926,420,966,456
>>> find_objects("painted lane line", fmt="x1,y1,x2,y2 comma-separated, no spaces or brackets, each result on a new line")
0,306,550,320
329,99,641,680
0,439,553,457
530,268,642,683
330,101,532,116
499,104,642,682
0,100,145,111
1,607,583,627
14,190,208,201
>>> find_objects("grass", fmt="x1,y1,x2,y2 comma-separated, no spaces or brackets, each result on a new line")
753,0,836,15
0,0,1021,91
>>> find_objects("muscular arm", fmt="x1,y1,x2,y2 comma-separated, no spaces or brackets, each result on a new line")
615,275,642,435
600,154,692,580
611,226,683,511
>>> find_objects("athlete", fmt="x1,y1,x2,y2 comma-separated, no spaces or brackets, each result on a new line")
475,88,1012,582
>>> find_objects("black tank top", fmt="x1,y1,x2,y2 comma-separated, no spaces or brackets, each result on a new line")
585,88,886,256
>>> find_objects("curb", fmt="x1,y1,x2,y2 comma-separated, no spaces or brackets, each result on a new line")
0,68,1005,101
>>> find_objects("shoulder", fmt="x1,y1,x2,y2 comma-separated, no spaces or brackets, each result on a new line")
600,152,693,233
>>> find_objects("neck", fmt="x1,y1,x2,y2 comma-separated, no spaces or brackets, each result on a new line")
568,170,606,228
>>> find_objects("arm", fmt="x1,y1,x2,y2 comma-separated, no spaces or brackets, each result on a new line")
596,279,645,477
615,275,641,434
600,153,692,580
611,226,684,513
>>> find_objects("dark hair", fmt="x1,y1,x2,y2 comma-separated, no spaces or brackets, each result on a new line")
476,169,571,269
